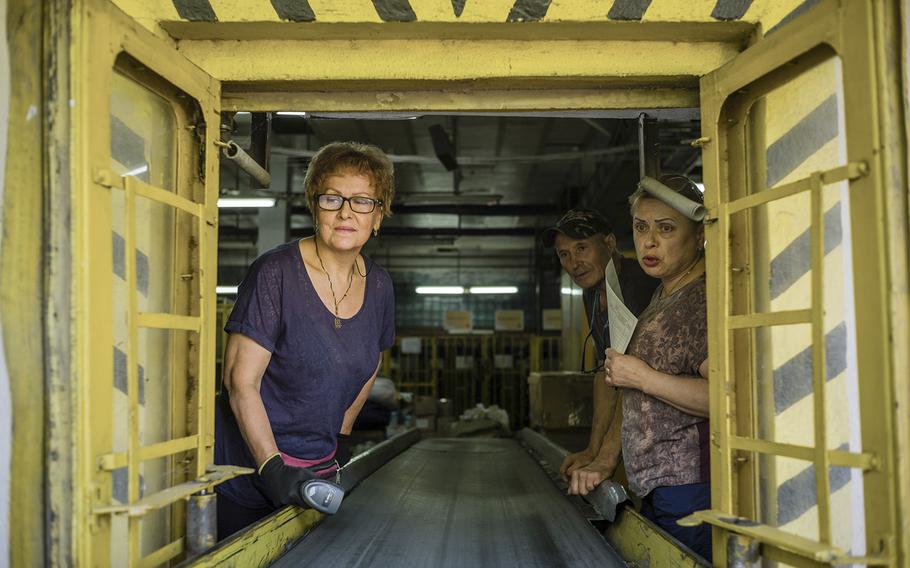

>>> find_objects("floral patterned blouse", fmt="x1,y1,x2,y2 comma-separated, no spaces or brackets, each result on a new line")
621,275,708,497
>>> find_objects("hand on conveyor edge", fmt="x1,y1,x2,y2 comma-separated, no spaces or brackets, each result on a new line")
568,460,616,497
559,448,596,479
258,453,345,514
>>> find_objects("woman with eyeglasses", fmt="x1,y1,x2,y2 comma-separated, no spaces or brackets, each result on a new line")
214,142,396,539
603,174,712,562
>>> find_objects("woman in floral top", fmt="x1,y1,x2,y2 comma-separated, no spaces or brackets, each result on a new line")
603,175,711,562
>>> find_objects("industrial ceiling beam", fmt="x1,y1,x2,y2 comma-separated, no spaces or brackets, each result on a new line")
288,204,557,216
219,226,540,241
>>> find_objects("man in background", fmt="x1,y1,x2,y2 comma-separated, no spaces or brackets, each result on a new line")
543,209,658,495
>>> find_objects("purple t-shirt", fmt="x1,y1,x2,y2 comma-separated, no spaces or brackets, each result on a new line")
215,240,395,507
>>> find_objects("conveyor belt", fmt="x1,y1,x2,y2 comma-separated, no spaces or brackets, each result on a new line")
272,437,626,567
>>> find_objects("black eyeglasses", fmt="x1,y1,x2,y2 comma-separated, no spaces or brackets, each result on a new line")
578,290,605,374
579,328,602,374
317,193,383,214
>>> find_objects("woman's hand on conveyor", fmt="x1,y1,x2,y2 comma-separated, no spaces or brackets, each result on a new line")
257,453,318,508
568,460,614,496
560,449,596,478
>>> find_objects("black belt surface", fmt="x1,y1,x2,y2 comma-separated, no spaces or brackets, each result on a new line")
272,437,626,567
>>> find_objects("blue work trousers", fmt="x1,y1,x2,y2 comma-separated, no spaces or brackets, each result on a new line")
640,482,712,563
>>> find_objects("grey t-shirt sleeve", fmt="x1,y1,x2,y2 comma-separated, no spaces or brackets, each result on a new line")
225,254,283,352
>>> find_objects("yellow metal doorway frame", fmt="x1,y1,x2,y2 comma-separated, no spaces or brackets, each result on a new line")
693,1,908,566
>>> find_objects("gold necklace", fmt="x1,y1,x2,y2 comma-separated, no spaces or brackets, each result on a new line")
661,256,703,299
314,238,355,329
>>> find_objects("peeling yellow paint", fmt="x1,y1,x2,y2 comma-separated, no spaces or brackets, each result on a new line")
4,1,47,565
643,0,721,23
208,0,278,22
109,0,180,39
307,0,384,23
408,0,462,21
455,0,520,22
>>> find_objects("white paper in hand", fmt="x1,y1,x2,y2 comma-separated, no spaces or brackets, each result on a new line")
605,259,638,354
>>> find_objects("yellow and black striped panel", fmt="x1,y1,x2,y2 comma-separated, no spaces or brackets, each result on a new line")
749,51,865,554
109,71,181,560
111,0,815,26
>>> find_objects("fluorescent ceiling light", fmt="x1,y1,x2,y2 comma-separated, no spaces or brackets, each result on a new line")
218,197,276,208
416,286,464,295
469,286,518,294
216,286,239,295
276,111,307,117
561,287,583,296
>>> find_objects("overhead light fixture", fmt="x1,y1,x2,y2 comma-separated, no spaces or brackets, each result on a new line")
217,197,277,208
561,287,583,296
216,285,239,295
276,111,307,117
416,286,464,295
469,286,518,294
415,286,518,295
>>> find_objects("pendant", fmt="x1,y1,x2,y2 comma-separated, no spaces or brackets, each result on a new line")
334,317,342,329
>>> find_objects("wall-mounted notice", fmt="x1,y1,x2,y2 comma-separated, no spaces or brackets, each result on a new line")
542,309,562,331
400,337,422,354
444,310,473,333
494,310,524,331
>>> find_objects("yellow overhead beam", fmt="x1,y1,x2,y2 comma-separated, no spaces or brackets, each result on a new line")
222,87,700,114
164,20,753,42
178,38,740,83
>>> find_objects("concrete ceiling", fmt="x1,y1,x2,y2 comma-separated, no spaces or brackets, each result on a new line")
216,112,702,285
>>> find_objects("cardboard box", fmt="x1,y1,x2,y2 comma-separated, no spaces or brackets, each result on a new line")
527,372,594,429
413,395,437,416
415,415,436,432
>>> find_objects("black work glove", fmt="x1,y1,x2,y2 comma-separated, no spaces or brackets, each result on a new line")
335,434,352,467
257,453,317,508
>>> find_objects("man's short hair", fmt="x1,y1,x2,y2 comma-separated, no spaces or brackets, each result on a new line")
542,208,612,247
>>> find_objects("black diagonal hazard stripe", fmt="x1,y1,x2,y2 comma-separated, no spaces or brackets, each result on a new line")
767,0,822,35
776,443,852,525
372,0,417,22
271,0,316,22
172,0,217,21
607,0,652,21
711,0,752,20
507,0,551,22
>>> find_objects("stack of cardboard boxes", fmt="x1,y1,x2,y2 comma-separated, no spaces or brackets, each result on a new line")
412,395,437,432
411,396,456,435
527,371,594,430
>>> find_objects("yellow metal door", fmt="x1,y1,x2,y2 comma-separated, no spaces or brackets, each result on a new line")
69,2,246,566
694,1,906,566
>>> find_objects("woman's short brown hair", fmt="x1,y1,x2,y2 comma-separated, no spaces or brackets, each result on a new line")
304,142,395,217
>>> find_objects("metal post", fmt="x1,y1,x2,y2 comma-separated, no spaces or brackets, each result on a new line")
726,533,760,568
186,490,218,558
638,113,661,179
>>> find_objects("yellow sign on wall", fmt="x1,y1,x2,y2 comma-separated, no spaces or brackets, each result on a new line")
495,310,524,331
444,310,472,333
542,309,562,331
